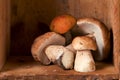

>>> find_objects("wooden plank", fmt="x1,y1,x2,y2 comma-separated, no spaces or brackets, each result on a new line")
0,0,10,70
68,0,111,30
0,56,118,80
110,0,120,75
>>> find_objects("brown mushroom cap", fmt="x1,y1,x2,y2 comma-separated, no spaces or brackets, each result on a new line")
50,14,76,34
72,36,97,51
31,32,65,65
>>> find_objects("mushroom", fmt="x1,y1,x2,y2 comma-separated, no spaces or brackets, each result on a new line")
72,36,97,72
45,45,75,69
66,44,76,53
58,48,74,69
72,18,110,61
50,14,77,45
31,32,65,65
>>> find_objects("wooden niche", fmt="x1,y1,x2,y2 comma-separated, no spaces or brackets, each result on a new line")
0,0,120,80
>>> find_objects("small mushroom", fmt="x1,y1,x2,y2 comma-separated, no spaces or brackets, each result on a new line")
72,36,97,72
50,14,77,45
45,45,75,69
31,32,65,65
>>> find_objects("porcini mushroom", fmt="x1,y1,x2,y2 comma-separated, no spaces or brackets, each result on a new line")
72,18,110,61
66,44,76,53
31,32,65,65
50,14,77,45
45,45,75,69
72,36,97,72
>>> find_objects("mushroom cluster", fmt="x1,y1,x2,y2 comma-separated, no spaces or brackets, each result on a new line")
31,14,110,72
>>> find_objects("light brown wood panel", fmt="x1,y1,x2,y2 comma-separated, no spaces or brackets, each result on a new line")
67,0,111,30
0,0,10,70
11,0,59,25
0,56,118,80
109,0,120,75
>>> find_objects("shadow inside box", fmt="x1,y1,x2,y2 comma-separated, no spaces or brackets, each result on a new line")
95,61,113,71
0,56,40,72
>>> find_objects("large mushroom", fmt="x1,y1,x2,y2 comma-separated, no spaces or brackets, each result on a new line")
72,18,110,61
50,14,77,45
72,36,97,72
31,32,65,65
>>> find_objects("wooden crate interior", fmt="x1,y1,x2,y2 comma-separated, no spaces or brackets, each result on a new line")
0,0,120,79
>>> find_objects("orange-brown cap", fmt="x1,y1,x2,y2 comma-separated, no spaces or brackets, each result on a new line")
50,14,76,34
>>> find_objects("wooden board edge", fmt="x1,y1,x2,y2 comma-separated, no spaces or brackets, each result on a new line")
110,0,120,77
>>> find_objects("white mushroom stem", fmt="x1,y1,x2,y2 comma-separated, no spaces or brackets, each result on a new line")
45,45,64,62
60,48,75,69
74,50,96,72
45,45,75,69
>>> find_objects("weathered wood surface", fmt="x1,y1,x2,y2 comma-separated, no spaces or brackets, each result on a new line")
110,0,120,78
0,56,119,80
0,0,10,70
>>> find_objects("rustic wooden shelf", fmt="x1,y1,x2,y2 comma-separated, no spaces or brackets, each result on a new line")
0,0,119,80
0,56,118,80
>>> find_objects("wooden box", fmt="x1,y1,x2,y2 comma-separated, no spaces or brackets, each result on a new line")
0,0,120,80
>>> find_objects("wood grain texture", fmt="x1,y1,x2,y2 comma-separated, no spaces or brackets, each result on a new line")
68,0,111,30
0,0,10,70
10,0,56,55
0,56,118,80
110,0,120,76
